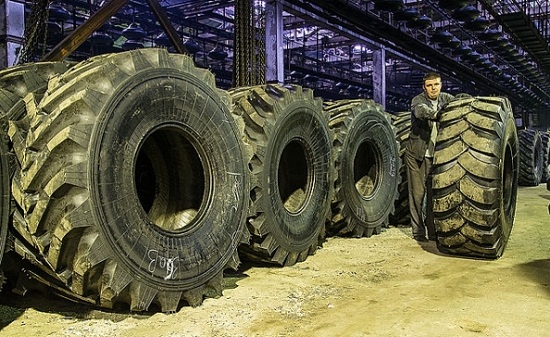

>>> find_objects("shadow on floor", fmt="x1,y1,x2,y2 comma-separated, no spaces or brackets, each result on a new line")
517,259,550,295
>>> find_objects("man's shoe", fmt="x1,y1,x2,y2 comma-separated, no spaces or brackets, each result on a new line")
414,236,429,242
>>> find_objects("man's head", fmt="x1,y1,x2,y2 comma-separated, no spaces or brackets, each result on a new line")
422,72,442,100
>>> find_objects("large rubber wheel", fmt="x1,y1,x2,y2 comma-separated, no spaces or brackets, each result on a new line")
432,96,518,258
230,84,332,266
388,111,411,225
8,49,249,312
540,131,550,183
517,128,543,186
0,62,72,291
0,139,8,289
325,99,400,237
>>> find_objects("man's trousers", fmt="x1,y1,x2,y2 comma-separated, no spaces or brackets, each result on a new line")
405,153,435,239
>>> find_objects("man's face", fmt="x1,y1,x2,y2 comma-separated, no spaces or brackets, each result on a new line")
423,78,442,100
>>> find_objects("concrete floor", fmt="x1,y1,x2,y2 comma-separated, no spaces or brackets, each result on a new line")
1,184,550,337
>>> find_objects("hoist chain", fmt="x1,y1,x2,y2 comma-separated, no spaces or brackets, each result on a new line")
19,0,51,64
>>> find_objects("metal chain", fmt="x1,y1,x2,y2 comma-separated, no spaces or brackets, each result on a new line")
18,0,51,64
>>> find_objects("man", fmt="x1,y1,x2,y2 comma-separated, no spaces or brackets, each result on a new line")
405,72,454,242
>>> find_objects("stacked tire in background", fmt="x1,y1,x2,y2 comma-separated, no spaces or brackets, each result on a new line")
388,111,412,226
517,128,544,186
0,49,520,312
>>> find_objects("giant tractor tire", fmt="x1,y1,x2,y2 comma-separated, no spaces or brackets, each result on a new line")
432,96,518,259
388,111,411,225
230,84,332,266
0,62,72,291
0,138,8,288
325,99,400,237
517,128,544,186
8,49,250,312
540,131,550,183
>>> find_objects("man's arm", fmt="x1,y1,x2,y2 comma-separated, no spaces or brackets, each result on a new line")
411,96,438,120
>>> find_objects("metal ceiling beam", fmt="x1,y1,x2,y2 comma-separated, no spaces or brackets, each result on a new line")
42,0,130,61
145,0,188,54
283,0,544,110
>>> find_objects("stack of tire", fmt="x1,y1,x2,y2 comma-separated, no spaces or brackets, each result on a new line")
0,49,402,311
0,49,520,312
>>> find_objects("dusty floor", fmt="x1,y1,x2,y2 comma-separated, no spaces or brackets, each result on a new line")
1,184,550,337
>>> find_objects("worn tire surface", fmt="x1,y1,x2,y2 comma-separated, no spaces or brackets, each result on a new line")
0,62,72,291
517,128,544,186
325,99,400,237
540,131,550,183
432,96,518,258
0,139,8,288
230,84,332,266
8,49,250,312
388,111,411,225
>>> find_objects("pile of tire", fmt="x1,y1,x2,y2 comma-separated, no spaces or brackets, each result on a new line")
0,49,520,312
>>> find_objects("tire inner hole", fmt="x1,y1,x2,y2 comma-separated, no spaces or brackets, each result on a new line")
135,127,205,232
354,140,380,198
279,140,309,213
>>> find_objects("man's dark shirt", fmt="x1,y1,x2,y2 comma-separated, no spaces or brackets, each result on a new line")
406,91,454,161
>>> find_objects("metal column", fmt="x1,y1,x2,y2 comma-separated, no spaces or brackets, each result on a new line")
0,1,25,68
372,48,386,109
265,0,284,84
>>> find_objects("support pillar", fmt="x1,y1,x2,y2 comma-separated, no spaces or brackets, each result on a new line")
265,0,284,84
0,1,25,68
372,48,386,109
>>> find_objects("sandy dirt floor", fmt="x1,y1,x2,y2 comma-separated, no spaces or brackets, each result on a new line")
1,184,550,337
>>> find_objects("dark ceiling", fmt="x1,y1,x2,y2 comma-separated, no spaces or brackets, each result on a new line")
19,0,550,123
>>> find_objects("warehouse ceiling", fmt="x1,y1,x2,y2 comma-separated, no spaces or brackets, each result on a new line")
22,0,550,121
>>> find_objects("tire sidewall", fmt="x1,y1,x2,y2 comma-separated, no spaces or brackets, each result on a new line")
90,68,247,289
342,111,399,225
0,137,9,264
500,111,519,243
264,100,331,251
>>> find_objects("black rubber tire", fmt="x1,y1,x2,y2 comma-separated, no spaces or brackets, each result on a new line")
517,129,544,186
541,131,550,183
432,96,519,259
8,49,250,312
230,84,333,266
325,99,400,237
0,138,8,289
0,62,72,291
388,111,411,225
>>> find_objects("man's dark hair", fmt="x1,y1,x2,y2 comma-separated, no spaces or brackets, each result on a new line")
423,72,441,82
